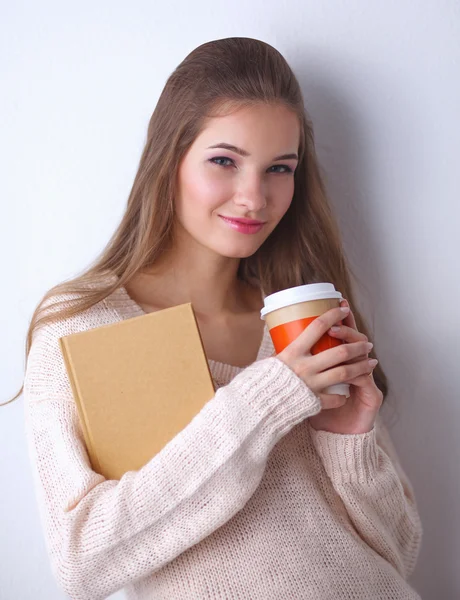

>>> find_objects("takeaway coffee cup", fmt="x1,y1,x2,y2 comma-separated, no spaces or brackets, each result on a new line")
261,283,350,398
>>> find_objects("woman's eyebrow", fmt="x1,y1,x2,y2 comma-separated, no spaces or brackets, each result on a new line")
207,142,298,161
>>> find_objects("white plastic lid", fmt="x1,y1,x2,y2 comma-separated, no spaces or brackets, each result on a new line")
260,283,342,319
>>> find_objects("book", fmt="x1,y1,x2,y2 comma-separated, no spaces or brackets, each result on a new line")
59,303,216,480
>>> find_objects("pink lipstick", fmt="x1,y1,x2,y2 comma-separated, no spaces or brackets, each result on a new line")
218,215,266,235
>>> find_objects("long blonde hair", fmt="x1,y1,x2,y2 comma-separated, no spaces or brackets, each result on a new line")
5,36,388,406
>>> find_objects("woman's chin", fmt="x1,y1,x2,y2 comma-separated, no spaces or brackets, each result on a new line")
217,245,261,259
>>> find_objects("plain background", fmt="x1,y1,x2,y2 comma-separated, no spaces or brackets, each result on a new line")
2,1,459,598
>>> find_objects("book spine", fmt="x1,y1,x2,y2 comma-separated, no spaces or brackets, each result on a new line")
188,304,216,394
58,336,103,475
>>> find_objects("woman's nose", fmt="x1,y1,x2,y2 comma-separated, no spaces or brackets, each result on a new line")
233,177,267,211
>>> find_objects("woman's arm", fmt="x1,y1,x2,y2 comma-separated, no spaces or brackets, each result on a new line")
307,414,423,579
24,320,321,600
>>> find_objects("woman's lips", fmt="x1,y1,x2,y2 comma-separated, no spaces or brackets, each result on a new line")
218,215,266,234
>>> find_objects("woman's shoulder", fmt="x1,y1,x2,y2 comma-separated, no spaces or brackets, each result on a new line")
25,279,125,399
30,275,127,356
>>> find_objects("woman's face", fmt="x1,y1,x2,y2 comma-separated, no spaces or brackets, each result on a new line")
174,103,300,259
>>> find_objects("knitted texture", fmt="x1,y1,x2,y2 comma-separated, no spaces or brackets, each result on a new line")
23,283,423,600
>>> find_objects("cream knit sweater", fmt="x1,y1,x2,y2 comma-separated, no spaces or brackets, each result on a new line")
23,282,423,600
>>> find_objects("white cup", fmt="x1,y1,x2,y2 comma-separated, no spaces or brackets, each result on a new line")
261,283,350,398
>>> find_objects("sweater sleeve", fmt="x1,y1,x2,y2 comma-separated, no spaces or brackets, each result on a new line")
24,319,321,600
307,414,423,580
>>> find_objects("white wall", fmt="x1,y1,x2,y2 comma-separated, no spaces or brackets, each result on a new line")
2,1,458,598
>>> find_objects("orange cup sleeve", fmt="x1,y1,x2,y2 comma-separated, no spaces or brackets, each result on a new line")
269,316,343,355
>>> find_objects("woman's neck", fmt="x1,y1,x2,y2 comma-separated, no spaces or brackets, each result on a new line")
126,263,261,321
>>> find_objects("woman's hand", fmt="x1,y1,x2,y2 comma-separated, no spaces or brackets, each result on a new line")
276,299,383,434
308,299,383,434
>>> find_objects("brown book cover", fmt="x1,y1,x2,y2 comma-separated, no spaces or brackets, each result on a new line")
59,303,216,480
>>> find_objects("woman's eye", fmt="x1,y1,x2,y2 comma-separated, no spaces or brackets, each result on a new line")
209,157,234,167
209,157,293,173
269,165,293,174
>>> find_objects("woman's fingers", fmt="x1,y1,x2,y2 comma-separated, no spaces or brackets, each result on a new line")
276,305,376,398
309,339,373,373
339,298,358,330
284,307,350,357
314,356,378,391
329,323,368,343
318,393,348,410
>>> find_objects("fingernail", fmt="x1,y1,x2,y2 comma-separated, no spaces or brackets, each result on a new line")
340,307,350,313
330,325,341,332
368,359,378,367
366,342,374,351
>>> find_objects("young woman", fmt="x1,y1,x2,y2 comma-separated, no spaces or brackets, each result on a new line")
11,37,422,599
